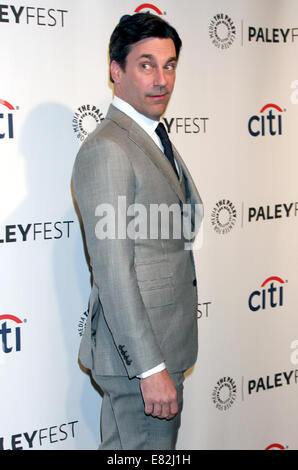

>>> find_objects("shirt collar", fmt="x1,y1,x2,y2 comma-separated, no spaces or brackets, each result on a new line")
112,96,159,138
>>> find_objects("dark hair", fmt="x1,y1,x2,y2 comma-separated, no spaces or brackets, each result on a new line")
109,13,182,82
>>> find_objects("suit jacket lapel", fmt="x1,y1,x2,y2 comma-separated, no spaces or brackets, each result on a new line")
172,144,203,207
106,105,186,204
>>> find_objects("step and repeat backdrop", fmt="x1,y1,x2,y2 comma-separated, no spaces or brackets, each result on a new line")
1,0,297,450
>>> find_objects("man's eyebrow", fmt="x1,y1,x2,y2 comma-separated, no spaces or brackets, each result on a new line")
166,56,178,63
137,54,178,62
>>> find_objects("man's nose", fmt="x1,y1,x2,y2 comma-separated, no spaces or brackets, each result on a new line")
153,67,167,87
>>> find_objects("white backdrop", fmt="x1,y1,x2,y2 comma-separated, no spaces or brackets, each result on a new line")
0,0,297,450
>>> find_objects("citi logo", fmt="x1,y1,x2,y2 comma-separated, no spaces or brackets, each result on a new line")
0,99,18,139
248,276,286,312
265,443,286,450
248,103,284,137
134,3,163,15
0,314,24,354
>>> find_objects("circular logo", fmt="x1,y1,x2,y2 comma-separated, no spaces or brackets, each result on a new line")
209,13,236,49
211,199,237,234
72,104,104,141
78,311,88,337
212,376,237,411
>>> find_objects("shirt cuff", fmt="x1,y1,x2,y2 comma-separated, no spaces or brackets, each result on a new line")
137,362,166,379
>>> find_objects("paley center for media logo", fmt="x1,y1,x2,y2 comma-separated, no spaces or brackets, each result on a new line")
209,13,236,49
78,310,88,337
213,345,298,416
212,376,237,411
209,17,298,48
211,199,298,234
213,366,298,410
248,103,285,137
211,199,237,234
72,104,104,142
0,99,19,140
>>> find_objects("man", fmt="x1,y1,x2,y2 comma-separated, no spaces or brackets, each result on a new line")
72,13,203,450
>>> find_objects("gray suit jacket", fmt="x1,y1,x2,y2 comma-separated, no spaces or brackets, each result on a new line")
72,104,203,378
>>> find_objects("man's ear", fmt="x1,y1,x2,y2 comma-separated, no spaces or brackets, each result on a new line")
110,60,123,84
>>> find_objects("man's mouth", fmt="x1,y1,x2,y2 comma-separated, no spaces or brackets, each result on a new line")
147,93,168,100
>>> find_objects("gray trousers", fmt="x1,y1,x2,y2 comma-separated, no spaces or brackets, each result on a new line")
92,372,185,450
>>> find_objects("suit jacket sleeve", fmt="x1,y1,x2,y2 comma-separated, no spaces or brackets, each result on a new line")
72,136,165,378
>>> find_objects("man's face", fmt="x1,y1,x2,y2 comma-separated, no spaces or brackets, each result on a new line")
111,37,177,121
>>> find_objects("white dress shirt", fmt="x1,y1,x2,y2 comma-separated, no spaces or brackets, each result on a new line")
112,95,167,379
113,95,164,146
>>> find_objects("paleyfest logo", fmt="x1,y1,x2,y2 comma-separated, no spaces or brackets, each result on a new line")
134,3,164,15
0,420,79,450
209,13,236,49
0,5,68,27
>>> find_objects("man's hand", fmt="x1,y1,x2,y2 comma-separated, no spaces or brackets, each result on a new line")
140,369,178,420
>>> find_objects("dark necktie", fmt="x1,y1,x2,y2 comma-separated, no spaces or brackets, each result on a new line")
155,122,179,178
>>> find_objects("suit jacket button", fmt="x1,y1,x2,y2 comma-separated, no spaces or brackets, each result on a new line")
193,279,197,287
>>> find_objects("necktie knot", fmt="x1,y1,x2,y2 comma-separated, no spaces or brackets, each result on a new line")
155,122,168,142
155,122,178,178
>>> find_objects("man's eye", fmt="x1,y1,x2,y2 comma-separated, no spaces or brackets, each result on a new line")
165,63,176,70
141,63,151,70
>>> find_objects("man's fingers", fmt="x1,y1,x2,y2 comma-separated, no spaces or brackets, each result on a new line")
144,398,178,419
152,403,162,417
146,399,178,419
169,398,179,416
165,398,178,420
144,401,154,415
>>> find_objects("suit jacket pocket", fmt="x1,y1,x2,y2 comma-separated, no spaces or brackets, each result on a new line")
135,260,174,308
139,285,174,308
